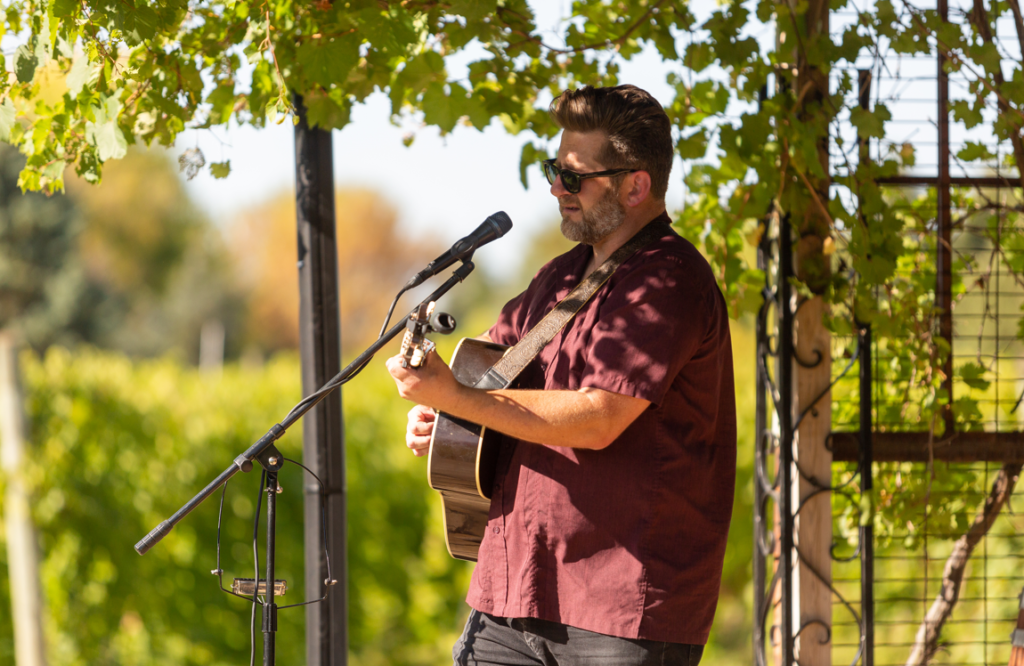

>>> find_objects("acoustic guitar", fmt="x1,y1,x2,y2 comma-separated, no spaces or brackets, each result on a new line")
399,306,507,562
426,338,510,562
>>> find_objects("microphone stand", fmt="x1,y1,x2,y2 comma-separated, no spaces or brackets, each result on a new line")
135,259,477,665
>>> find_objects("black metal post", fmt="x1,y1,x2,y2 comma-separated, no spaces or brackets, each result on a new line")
857,68,875,666
779,212,795,666
753,83,768,666
263,468,279,666
936,0,955,436
754,235,768,666
294,94,347,666
858,323,874,666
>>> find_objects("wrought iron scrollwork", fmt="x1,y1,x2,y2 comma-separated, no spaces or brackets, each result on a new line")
754,208,873,666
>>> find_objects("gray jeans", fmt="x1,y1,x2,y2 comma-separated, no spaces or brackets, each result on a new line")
453,610,705,666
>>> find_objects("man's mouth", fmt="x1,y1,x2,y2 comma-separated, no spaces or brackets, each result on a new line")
559,197,581,215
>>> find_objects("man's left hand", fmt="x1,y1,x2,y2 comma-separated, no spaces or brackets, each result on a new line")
386,350,462,410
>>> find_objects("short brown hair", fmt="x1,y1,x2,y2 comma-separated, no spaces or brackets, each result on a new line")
549,85,674,200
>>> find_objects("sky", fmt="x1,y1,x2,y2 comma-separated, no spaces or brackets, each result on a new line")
175,3,690,281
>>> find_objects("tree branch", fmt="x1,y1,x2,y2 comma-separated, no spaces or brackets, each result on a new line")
966,0,1024,191
904,462,1023,666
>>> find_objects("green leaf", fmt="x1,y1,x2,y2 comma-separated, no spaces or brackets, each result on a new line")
124,5,159,43
85,97,127,161
849,105,891,139
449,0,498,20
0,98,15,142
677,128,708,159
684,42,714,72
15,43,38,84
422,82,460,134
957,362,991,391
296,34,360,88
67,56,92,99
52,0,79,17
41,159,66,191
304,90,351,130
519,142,544,189
209,161,231,179
956,140,994,162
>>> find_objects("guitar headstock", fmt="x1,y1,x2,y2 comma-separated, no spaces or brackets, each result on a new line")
400,301,438,368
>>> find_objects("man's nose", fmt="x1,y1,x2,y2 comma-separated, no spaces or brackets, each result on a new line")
549,174,569,197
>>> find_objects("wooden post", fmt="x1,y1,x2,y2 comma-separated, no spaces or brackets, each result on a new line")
0,331,48,666
782,0,833,660
793,298,832,665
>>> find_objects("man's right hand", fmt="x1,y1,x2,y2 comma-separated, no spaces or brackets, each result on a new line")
405,403,436,457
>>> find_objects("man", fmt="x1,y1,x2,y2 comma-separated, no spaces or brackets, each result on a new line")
387,84,735,666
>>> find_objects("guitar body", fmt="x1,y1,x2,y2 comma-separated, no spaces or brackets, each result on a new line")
427,338,509,562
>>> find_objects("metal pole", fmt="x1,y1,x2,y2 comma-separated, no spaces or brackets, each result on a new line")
263,470,279,666
858,323,874,666
294,94,347,666
779,212,795,666
753,85,769,666
858,68,875,666
754,228,768,666
936,0,955,436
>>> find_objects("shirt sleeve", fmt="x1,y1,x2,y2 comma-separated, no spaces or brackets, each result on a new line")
577,254,716,407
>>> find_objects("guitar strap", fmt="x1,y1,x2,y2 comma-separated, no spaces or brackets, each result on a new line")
472,218,668,391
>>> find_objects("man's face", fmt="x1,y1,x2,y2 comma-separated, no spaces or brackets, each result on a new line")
550,131,627,245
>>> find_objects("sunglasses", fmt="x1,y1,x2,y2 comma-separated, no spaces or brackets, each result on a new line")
541,159,638,195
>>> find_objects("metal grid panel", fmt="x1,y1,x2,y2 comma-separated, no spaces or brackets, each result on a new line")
755,0,1024,663
831,464,1024,666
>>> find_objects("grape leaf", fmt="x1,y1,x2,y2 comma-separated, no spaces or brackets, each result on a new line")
15,43,37,83
209,160,231,179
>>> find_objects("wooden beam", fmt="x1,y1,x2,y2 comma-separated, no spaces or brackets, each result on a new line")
830,431,1024,462
875,175,1019,188
793,298,832,666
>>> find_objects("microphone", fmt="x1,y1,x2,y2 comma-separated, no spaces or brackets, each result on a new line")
404,211,513,289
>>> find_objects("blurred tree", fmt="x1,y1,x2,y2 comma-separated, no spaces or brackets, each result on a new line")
0,142,98,351
68,149,247,362
0,141,245,361
230,189,446,357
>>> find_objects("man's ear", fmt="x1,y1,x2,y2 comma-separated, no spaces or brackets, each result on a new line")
623,171,652,207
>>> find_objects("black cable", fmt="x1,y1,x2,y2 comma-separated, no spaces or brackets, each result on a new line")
379,288,408,339
205,283,415,662
283,286,409,422
278,457,334,609
250,469,266,666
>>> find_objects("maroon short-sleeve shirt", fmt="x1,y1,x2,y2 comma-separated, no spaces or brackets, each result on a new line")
467,213,736,646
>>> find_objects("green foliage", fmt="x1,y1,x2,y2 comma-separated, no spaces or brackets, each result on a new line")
6,347,472,665
0,0,562,190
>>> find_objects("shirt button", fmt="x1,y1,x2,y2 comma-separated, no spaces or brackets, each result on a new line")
492,526,501,534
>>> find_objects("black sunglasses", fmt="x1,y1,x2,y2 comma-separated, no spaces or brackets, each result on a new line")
541,159,637,195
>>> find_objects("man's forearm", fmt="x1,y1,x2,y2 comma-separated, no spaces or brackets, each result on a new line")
436,385,648,451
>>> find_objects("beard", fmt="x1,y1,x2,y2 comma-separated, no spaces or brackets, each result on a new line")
559,187,627,245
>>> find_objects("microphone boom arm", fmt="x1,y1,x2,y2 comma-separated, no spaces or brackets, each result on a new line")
135,259,478,555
